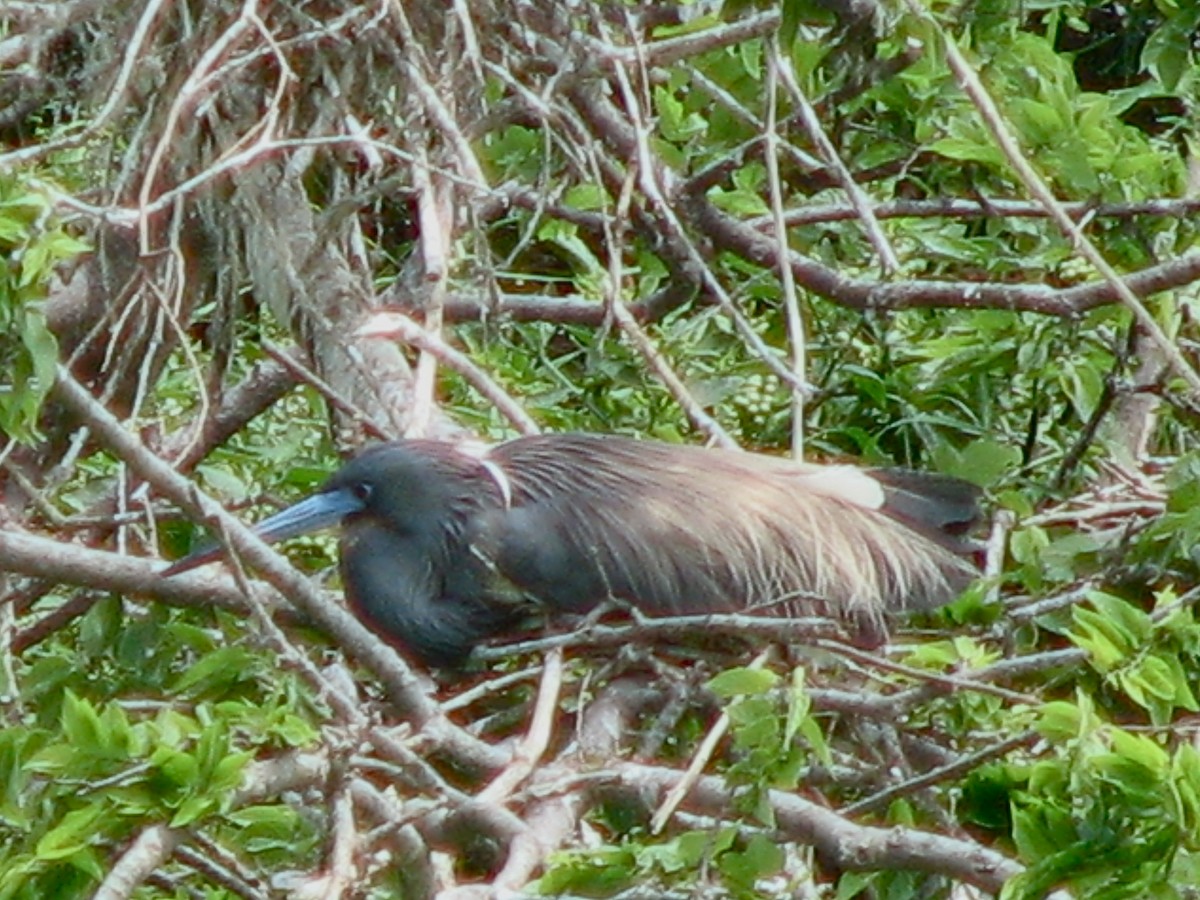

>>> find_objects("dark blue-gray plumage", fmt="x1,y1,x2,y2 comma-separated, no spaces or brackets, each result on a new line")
164,434,982,667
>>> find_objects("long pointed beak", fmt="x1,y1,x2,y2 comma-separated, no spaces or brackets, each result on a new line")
162,489,364,576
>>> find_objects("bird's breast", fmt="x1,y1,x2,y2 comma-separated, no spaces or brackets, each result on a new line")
338,518,529,667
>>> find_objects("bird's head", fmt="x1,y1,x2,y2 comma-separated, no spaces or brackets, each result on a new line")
163,441,492,575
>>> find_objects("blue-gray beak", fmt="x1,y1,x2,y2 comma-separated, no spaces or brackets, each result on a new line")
162,489,364,576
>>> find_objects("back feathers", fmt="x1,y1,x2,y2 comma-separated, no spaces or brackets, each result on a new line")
474,434,981,641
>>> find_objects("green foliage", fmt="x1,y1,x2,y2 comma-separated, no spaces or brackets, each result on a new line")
536,668,835,896
0,177,85,442
0,595,321,899
537,827,788,900
11,0,1200,895
1062,590,1199,725
1,690,257,897
1130,452,1200,579
1000,694,1196,899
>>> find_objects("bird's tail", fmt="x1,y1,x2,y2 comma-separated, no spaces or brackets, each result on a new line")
867,467,984,552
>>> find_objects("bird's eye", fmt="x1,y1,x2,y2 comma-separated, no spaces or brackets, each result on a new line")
351,482,373,503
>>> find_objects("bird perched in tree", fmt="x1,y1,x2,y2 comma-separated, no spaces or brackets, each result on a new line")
164,434,982,668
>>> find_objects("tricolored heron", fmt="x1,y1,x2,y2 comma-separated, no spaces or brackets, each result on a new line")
164,434,982,667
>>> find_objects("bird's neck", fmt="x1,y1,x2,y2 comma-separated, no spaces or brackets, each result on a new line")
340,517,519,667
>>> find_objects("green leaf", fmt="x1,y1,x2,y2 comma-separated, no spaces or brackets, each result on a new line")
35,804,109,860
1059,358,1106,422
836,871,876,899
563,183,607,211
1105,728,1169,776
937,437,1021,485
170,795,215,828
708,667,779,698
171,645,263,696
719,833,784,891
1142,11,1200,91
1158,653,1199,712
928,134,1006,167
1068,610,1131,671
707,186,770,217
1129,654,1182,702
1036,695,1095,742
648,827,736,872
1068,593,1151,672
150,746,200,790
904,639,961,669
1009,98,1066,145
783,667,809,746
225,804,307,853
211,751,253,800
1171,745,1200,833
60,692,104,754
1086,591,1152,644
535,847,636,896
78,594,123,659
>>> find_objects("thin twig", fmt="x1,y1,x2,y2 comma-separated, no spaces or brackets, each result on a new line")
356,312,540,435
478,647,564,804
650,649,771,833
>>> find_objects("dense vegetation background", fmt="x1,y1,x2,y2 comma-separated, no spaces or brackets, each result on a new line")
2,0,1200,897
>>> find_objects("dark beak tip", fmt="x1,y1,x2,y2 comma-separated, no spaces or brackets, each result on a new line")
160,560,190,578
160,549,223,578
